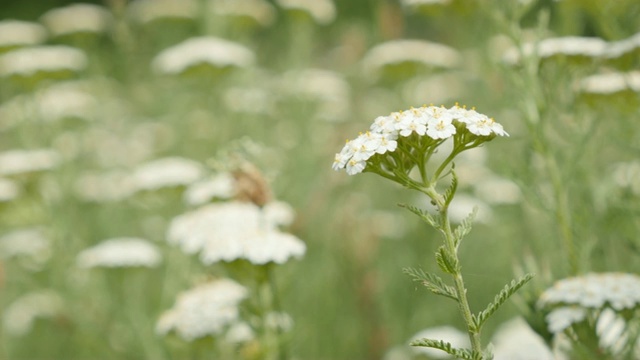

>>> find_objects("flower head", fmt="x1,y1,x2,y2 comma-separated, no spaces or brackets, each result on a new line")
76,237,162,268
332,104,508,179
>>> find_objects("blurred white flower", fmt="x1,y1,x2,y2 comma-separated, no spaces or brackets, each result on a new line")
156,279,247,341
579,71,640,95
362,40,461,78
410,326,470,359
151,36,255,75
128,0,197,24
265,311,293,332
503,37,608,65
0,177,21,202
2,290,64,336
473,176,522,205
132,157,204,192
167,201,305,265
76,237,162,268
491,317,554,360
0,20,47,49
402,73,468,106
546,306,587,334
210,0,276,27
401,0,451,8
276,0,336,25
74,170,137,203
225,321,255,343
183,172,236,206
0,149,61,177
36,82,98,122
263,200,296,227
606,32,640,60
611,160,640,195
446,194,492,224
40,4,113,37
0,228,50,261
224,86,275,115
280,68,351,121
0,45,87,78
538,273,640,311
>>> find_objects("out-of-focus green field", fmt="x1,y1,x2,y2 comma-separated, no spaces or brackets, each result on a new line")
0,0,639,359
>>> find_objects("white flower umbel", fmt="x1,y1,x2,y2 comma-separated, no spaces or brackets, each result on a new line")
210,0,276,27
131,157,204,192
0,20,47,50
76,237,162,268
151,36,255,75
2,290,64,336
74,170,136,203
579,71,640,95
183,172,236,206
0,228,50,261
362,40,461,78
490,317,554,360
606,32,640,60
333,103,521,359
0,149,61,177
0,178,21,202
40,4,113,37
127,0,197,24
0,45,87,78
502,37,608,65
276,0,336,25
538,273,640,311
545,306,587,334
401,0,452,8
156,279,248,341
167,201,305,265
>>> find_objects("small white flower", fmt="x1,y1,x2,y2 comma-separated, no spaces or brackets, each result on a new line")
491,317,554,360
0,20,47,49
0,45,87,78
151,36,255,75
362,40,461,78
2,290,64,336
0,149,61,177
167,201,305,265
183,173,236,206
0,228,50,261
40,4,112,37
346,158,366,175
546,306,587,334
76,237,162,268
132,157,204,192
426,114,456,140
0,178,20,202
156,279,247,341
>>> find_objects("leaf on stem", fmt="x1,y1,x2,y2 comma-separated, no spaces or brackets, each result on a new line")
410,338,474,360
435,246,460,274
403,267,458,301
453,207,477,248
473,273,535,330
398,203,440,229
443,168,458,207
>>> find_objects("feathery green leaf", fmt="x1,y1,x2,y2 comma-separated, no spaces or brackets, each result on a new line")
435,246,459,274
443,169,458,207
410,338,474,360
398,203,439,229
453,207,477,248
473,273,535,330
404,267,458,301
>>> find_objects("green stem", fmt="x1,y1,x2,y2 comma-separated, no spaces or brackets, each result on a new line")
424,186,483,357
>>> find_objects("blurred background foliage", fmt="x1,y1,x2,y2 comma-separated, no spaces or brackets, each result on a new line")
0,0,639,359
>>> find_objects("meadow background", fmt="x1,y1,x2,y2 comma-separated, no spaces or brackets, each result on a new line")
0,0,639,359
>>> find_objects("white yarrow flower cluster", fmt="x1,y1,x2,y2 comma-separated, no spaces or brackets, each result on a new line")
2,290,64,336
40,4,113,37
167,201,304,265
156,279,247,341
362,40,461,77
76,237,162,268
0,228,50,261
0,45,87,78
0,20,47,49
333,104,508,175
151,36,255,75
131,157,204,192
538,272,640,311
276,0,336,25
579,71,640,95
0,149,61,177
128,0,197,24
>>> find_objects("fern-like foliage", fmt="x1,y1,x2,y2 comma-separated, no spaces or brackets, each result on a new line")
443,169,458,207
473,273,535,330
398,203,440,229
404,267,458,301
453,207,476,248
410,338,474,360
435,246,460,274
